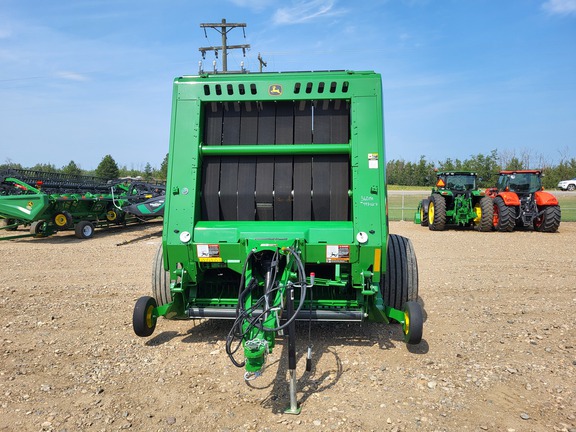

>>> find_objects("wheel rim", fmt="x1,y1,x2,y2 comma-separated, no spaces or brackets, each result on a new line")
145,305,154,328
420,206,424,221
55,214,68,227
493,204,500,227
473,205,481,224
106,210,117,221
428,203,435,224
403,311,410,336
83,225,93,236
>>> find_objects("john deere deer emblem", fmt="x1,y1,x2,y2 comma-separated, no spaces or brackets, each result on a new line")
269,84,282,96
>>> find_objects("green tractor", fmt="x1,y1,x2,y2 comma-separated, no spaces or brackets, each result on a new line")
415,171,493,231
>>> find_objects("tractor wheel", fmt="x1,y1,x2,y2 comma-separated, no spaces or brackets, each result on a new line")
152,244,171,305
74,221,95,239
402,301,423,345
474,196,494,232
133,296,157,337
53,211,73,229
534,205,561,233
492,197,515,232
428,194,446,231
30,220,46,237
419,201,429,227
383,234,418,311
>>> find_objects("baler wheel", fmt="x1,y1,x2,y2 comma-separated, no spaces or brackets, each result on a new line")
152,244,171,305
74,221,95,239
133,296,158,337
402,301,423,345
384,234,418,311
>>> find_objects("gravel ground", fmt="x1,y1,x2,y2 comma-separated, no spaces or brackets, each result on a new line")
0,220,575,432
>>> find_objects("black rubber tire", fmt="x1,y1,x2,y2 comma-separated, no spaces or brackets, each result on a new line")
30,220,46,236
3,218,18,231
74,221,95,239
403,301,423,345
53,211,73,229
383,234,418,311
533,205,561,233
474,196,494,232
419,200,429,227
428,194,446,231
492,196,515,232
152,244,171,305
133,296,157,337
567,184,575,191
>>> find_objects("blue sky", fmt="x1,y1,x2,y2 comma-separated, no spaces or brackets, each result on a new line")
1,0,575,171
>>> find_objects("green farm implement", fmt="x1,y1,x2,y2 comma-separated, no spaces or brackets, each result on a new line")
0,169,165,239
132,70,423,413
415,171,493,231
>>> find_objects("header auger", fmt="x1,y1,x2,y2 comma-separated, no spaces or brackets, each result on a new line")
132,70,423,413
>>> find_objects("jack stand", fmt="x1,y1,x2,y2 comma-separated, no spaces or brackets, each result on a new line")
284,282,301,415
285,369,301,415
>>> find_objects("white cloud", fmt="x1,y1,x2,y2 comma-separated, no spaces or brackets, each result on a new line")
229,0,277,11
542,0,576,15
273,0,347,25
56,71,90,82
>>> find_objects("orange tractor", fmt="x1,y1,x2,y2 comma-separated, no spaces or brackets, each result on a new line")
485,170,561,232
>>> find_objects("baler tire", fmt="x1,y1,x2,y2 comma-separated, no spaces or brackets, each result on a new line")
74,221,95,239
403,301,423,345
3,218,18,231
133,296,157,337
152,244,171,306
534,205,561,233
474,196,494,232
428,194,446,231
383,234,418,312
492,197,515,232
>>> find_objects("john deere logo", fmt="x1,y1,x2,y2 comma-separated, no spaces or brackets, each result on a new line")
269,84,282,96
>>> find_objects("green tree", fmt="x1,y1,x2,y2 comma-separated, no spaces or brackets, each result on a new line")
95,155,119,180
143,162,153,181
160,153,168,179
62,160,82,176
30,163,58,173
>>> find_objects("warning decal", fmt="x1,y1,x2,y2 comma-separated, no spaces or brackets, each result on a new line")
197,244,222,262
326,245,350,263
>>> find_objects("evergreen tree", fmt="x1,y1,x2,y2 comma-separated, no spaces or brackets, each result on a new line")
160,153,168,179
62,160,82,176
95,155,119,180
144,162,153,181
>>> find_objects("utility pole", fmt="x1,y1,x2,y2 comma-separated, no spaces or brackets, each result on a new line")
199,19,250,73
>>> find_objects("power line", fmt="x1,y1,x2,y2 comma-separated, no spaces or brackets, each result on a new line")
199,18,250,73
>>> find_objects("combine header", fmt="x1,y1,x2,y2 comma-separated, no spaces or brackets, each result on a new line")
132,70,423,413
0,169,164,239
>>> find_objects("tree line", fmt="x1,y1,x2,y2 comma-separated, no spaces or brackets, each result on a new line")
387,150,576,189
2,150,575,189
0,154,169,182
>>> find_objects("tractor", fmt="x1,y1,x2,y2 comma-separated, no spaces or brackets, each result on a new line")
415,171,493,231
485,170,561,232
131,70,424,413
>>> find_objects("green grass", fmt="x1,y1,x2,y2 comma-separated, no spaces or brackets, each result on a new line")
387,191,576,222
